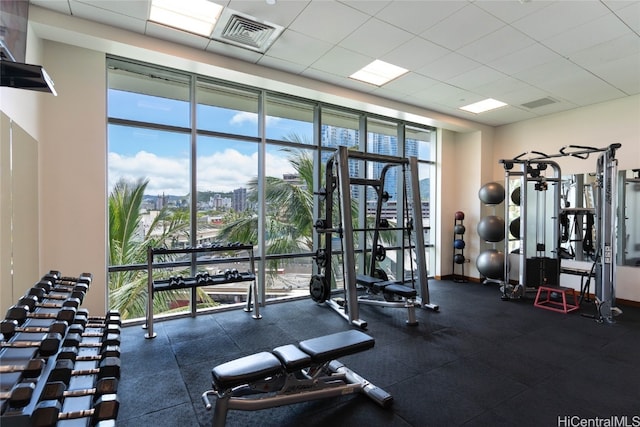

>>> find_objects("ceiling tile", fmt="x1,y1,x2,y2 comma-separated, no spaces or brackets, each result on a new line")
587,55,640,95
226,0,309,28
145,21,210,50
420,4,505,50
490,43,561,76
264,30,333,67
339,1,392,16
309,46,373,77
257,56,307,75
415,52,481,82
380,37,450,71
514,57,584,86
570,33,640,68
73,0,150,20
534,67,626,106
613,1,640,33
339,17,414,58
447,65,508,91
377,72,439,96
69,1,147,34
457,26,535,63
541,13,630,57
205,40,263,63
374,0,467,35
473,76,533,99
511,1,611,40
473,0,554,24
288,1,369,44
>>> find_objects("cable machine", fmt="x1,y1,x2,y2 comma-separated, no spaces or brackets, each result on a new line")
499,143,621,323
309,146,438,329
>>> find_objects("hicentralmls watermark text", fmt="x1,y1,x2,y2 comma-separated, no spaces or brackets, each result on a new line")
558,416,640,427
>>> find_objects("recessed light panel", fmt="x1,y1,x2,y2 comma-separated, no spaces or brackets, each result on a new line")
459,98,508,114
349,60,408,86
149,0,223,37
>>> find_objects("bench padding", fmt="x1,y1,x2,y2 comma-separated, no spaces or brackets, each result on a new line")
272,344,311,372
298,330,373,363
212,351,282,391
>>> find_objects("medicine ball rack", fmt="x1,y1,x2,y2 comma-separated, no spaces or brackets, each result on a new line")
310,146,437,329
144,243,259,339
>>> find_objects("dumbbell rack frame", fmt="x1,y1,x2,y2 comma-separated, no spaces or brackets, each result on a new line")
144,244,259,339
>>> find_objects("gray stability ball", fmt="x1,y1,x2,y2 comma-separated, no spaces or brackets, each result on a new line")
477,215,505,242
476,249,505,279
478,182,505,205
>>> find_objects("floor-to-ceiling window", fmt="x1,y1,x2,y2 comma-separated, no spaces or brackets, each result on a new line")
107,56,437,321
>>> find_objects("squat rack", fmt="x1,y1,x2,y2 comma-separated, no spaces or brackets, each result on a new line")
310,145,437,329
499,143,621,323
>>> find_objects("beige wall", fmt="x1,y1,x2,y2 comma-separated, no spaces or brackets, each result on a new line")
39,40,108,315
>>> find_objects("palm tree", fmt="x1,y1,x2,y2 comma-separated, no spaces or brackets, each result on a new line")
108,177,215,319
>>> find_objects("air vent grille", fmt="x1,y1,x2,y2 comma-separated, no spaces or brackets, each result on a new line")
221,15,275,49
521,97,557,109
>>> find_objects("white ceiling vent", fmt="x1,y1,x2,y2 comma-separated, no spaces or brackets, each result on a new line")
211,9,283,53
521,97,558,109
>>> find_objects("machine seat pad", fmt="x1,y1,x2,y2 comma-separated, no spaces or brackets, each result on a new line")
384,284,417,298
272,344,312,372
298,330,374,363
356,275,384,287
212,351,283,391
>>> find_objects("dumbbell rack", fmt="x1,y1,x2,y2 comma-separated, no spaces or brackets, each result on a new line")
1,271,121,427
144,243,259,339
452,214,467,283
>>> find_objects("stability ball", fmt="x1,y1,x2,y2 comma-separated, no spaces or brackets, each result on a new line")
509,217,520,239
511,187,521,205
477,215,505,242
478,182,505,205
454,211,465,220
454,254,466,264
454,224,466,235
454,239,465,249
476,249,505,279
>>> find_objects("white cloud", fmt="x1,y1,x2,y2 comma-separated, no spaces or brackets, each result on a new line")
109,147,299,196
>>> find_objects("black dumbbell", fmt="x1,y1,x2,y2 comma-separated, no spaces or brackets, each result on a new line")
31,393,119,427
76,310,122,327
42,271,92,286
67,323,121,342
41,377,118,402
0,332,63,356
25,286,86,303
48,357,121,385
33,278,89,295
0,320,68,339
57,345,121,363
62,332,121,349
0,358,45,377
17,295,82,311
5,305,77,325
0,382,36,408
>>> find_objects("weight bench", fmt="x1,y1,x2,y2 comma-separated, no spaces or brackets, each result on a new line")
356,274,419,326
202,330,392,427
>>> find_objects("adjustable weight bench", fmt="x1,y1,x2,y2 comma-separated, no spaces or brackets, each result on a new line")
202,330,392,427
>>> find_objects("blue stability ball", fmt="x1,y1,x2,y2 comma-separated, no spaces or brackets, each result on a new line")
477,215,505,242
454,239,466,249
454,224,466,235
478,182,506,205
476,249,505,280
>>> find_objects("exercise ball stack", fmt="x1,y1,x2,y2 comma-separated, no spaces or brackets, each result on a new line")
452,211,466,282
476,182,506,282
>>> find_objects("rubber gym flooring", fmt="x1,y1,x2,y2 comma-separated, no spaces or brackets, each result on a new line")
117,279,640,427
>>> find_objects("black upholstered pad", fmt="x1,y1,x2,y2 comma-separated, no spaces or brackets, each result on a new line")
356,274,383,286
272,344,311,372
298,330,374,363
212,351,282,391
384,284,417,298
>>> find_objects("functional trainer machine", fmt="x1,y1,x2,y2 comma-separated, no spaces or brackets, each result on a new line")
201,330,392,427
499,144,621,323
309,146,437,329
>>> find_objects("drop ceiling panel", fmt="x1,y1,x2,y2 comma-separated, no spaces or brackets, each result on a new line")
380,37,450,71
257,56,307,75
420,4,505,51
447,66,508,91
69,1,147,34
541,13,631,57
264,30,333,67
570,34,640,68
72,0,150,20
614,1,640,33
339,18,414,58
288,1,369,44
309,46,372,77
375,72,439,96
415,52,482,82
473,0,554,24
489,43,561,76
457,26,536,64
535,67,625,106
374,0,466,35
226,0,309,28
587,56,640,95
511,1,611,40
145,21,210,50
